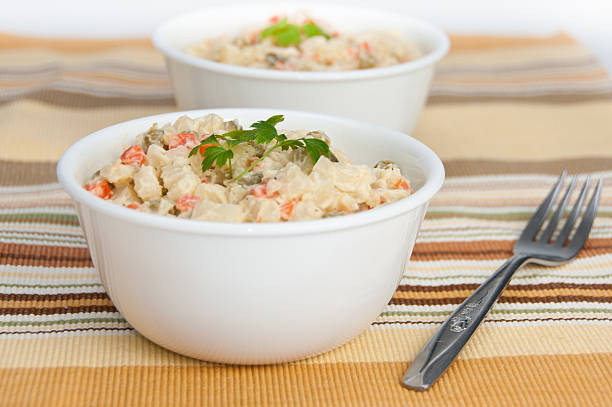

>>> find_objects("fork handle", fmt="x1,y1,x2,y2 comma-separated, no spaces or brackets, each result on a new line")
402,254,530,391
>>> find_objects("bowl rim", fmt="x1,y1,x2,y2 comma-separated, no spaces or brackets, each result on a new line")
57,108,445,237
152,3,450,82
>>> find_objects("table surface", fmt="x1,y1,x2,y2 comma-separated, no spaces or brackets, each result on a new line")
0,30,611,406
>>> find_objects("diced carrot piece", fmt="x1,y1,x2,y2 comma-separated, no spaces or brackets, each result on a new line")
394,179,413,192
201,179,208,183
269,15,281,23
176,194,200,212
362,41,370,52
198,143,217,155
332,31,339,38
168,132,197,149
120,145,146,167
279,201,295,220
250,181,279,198
84,181,113,200
251,183,268,198
126,203,141,210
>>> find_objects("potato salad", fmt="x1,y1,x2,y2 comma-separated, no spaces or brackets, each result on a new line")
185,15,422,71
84,114,414,223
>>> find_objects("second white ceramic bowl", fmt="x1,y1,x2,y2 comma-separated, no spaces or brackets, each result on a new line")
153,4,449,132
57,108,444,364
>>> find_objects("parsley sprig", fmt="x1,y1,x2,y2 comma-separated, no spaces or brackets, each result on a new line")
189,115,331,182
261,19,331,47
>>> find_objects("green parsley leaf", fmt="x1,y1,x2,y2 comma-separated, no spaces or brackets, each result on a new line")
261,18,289,39
302,138,331,164
302,23,331,39
261,19,330,47
265,115,285,126
189,135,221,157
275,25,301,46
250,120,280,144
219,129,252,142
200,145,233,172
224,138,244,148
261,19,301,47
279,139,304,151
188,145,200,158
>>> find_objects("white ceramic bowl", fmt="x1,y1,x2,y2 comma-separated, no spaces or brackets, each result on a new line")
57,108,444,364
153,4,449,133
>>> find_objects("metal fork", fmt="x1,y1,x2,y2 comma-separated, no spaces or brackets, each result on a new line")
402,172,603,391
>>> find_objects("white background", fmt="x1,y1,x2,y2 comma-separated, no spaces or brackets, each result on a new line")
2,0,612,72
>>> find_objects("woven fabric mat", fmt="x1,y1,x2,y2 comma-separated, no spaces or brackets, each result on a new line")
0,31,612,406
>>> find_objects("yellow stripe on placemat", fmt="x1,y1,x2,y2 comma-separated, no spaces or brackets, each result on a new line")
449,32,576,51
0,98,174,162
1,325,612,369
0,32,153,52
0,354,610,407
2,98,611,162
412,100,612,160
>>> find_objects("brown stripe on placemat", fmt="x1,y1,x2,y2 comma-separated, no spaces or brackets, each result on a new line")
0,160,58,185
443,157,612,177
0,243,92,267
373,317,612,325
4,292,611,316
0,305,117,316
411,238,611,261
0,239,608,268
389,295,612,306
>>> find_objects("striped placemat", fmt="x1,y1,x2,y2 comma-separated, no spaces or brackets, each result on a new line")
1,29,612,406
1,169,611,406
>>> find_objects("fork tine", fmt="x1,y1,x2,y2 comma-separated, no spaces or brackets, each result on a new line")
539,176,577,243
567,179,603,252
518,171,566,242
554,176,591,247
